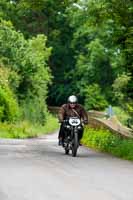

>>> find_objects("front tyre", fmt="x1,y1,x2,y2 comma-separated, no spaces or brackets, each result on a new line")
65,148,69,155
72,132,79,157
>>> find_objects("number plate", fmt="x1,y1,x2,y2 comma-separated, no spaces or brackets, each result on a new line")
69,118,80,126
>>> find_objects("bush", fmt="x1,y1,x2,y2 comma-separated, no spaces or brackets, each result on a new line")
0,21,52,125
0,114,59,139
21,98,48,125
84,84,108,111
82,127,133,161
113,106,130,126
0,85,19,122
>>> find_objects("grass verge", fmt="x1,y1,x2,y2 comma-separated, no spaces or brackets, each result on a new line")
82,126,133,161
0,114,59,139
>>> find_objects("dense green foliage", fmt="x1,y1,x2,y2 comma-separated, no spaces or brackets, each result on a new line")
84,84,108,110
82,127,133,160
0,0,132,127
67,0,133,110
0,66,19,122
0,19,51,124
0,85,19,122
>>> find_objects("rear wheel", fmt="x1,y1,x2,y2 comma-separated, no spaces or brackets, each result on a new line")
72,132,78,157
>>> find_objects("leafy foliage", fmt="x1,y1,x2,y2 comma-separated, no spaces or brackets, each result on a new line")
0,19,52,123
84,84,108,111
0,86,19,122
113,73,131,103
0,66,19,122
0,114,59,138
82,127,133,160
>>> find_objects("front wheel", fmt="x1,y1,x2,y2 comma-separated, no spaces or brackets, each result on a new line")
65,148,69,155
64,137,69,155
72,132,79,157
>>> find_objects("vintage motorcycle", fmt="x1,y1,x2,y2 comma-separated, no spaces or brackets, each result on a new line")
62,117,83,157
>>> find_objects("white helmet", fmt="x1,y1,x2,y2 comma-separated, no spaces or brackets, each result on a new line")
68,95,78,103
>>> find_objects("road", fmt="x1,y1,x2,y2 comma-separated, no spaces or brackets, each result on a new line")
0,132,133,200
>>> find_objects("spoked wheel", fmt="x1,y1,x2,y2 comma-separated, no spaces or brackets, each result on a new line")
72,132,79,157
64,139,69,155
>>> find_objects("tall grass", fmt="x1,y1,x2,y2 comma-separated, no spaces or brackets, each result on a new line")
0,113,59,139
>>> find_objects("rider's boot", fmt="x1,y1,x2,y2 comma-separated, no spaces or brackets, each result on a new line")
58,137,63,146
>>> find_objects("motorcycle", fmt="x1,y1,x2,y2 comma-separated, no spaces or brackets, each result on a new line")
62,117,83,157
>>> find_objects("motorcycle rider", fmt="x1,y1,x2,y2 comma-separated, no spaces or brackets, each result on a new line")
58,95,88,146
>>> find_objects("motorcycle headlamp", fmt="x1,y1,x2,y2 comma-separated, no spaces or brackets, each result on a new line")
77,126,82,130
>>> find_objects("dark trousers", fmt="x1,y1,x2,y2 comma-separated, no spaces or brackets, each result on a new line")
58,123,84,141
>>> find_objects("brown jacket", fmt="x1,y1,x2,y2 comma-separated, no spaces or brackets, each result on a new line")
58,104,88,123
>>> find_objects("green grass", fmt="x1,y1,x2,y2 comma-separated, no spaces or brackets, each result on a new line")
82,126,133,161
0,114,59,139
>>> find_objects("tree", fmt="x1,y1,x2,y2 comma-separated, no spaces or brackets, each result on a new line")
0,20,52,123
84,84,108,111
66,0,133,106
0,0,132,110
0,0,77,105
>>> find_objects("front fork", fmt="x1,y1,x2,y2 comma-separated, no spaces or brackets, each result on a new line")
64,127,79,149
70,127,79,147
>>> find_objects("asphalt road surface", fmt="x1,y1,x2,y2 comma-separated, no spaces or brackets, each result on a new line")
0,132,133,200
